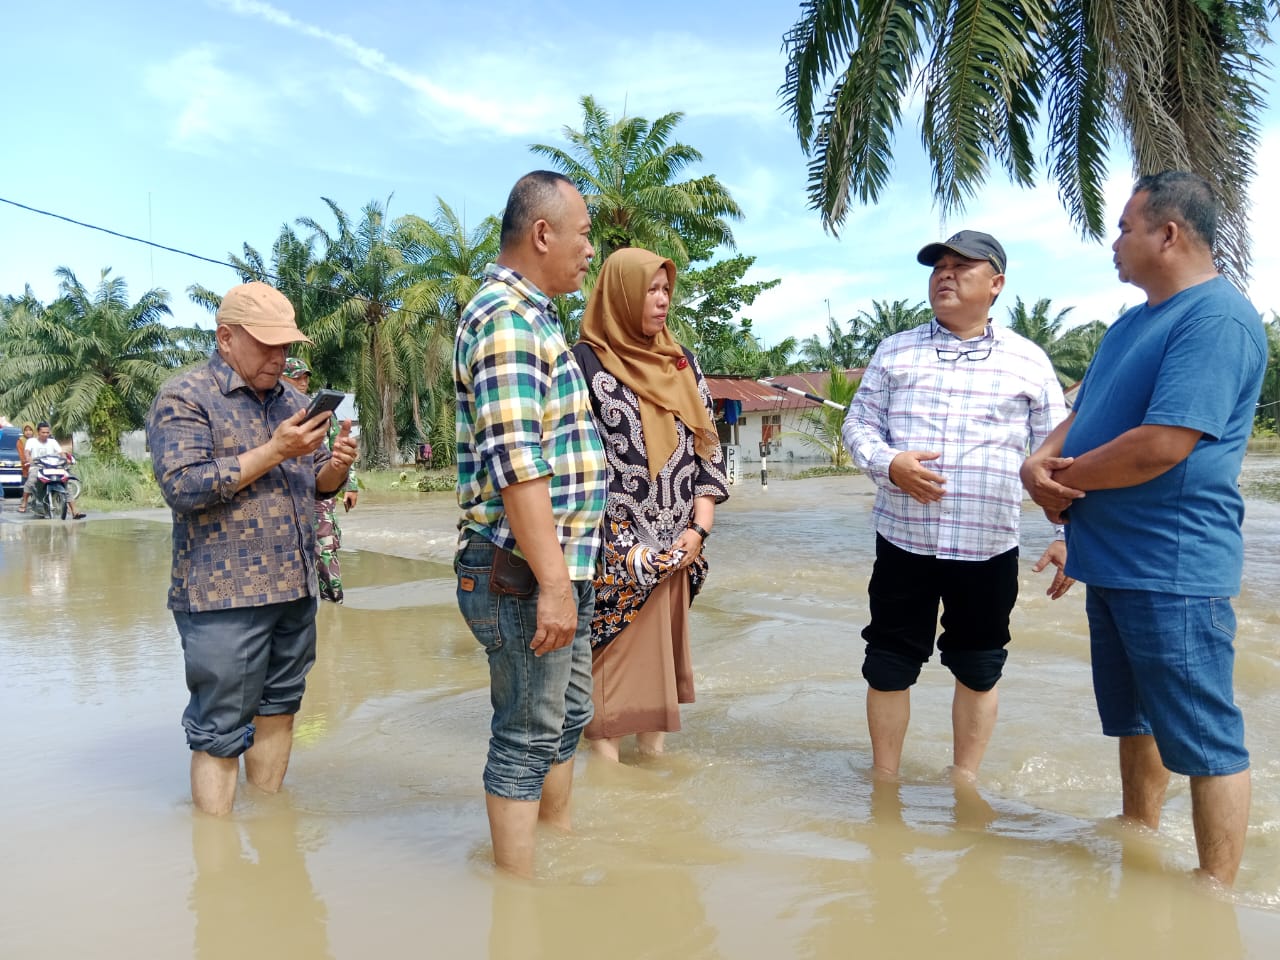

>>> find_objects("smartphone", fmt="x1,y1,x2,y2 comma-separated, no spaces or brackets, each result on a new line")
303,388,345,422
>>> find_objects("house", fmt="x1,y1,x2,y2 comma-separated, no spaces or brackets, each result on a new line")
704,369,864,473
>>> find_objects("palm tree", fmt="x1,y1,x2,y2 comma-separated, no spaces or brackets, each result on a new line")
780,1,1276,283
302,197,434,468
398,199,501,468
1258,313,1280,433
0,268,206,457
530,94,744,268
696,319,798,377
850,299,933,359
800,317,864,370
1006,296,1077,386
797,368,861,467
1055,319,1111,387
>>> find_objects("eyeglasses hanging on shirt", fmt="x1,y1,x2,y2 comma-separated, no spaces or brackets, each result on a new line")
933,324,994,362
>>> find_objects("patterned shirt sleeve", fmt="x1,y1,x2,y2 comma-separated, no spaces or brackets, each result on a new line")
692,360,730,503
467,307,556,491
148,380,243,512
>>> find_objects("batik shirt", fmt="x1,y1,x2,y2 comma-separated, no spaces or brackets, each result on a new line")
454,264,607,581
842,320,1066,560
147,351,337,612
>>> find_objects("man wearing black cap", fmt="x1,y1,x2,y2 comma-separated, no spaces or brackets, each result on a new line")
842,231,1071,782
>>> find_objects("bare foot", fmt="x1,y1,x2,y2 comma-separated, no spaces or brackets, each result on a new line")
589,738,621,763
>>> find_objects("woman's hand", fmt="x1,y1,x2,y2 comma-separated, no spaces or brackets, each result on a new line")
671,528,704,567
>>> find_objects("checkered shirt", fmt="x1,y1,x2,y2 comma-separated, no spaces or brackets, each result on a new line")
454,264,606,580
842,320,1067,560
147,351,334,612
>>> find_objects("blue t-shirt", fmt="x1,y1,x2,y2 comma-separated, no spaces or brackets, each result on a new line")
1062,277,1266,596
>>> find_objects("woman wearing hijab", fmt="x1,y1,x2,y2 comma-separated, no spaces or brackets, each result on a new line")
573,247,730,762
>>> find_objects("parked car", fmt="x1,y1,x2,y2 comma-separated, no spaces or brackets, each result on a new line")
0,426,24,496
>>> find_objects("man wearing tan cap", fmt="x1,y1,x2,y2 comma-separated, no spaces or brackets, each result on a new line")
147,281,357,816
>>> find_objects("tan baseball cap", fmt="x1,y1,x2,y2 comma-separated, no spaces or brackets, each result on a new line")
216,282,312,346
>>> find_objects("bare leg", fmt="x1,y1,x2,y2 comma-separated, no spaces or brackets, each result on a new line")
537,759,575,832
951,682,998,780
866,688,910,778
589,737,621,763
1190,770,1251,887
1118,734,1170,829
191,751,239,816
486,794,540,878
244,714,295,793
636,731,665,757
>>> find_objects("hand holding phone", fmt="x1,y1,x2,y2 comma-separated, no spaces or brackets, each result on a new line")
303,389,345,423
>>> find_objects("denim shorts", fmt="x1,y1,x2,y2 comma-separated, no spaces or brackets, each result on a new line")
173,596,318,758
455,537,594,802
1085,586,1249,777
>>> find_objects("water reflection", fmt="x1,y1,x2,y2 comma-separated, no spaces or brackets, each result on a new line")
190,796,331,960
2,467,1280,958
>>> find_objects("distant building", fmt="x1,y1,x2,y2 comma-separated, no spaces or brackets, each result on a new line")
704,369,864,466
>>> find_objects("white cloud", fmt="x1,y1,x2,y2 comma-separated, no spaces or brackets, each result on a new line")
145,46,279,151
212,0,787,143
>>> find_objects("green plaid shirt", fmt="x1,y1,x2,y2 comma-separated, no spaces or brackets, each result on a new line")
455,264,606,580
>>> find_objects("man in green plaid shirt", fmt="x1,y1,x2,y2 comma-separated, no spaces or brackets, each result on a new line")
454,170,605,876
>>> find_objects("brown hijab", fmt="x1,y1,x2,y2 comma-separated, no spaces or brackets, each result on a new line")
579,248,719,479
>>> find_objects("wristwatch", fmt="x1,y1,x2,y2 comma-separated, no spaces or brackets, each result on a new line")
688,522,711,541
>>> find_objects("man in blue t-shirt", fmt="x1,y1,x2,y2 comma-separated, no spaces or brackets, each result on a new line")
1021,171,1266,887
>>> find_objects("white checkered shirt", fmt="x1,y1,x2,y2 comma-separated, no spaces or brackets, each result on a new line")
843,320,1067,560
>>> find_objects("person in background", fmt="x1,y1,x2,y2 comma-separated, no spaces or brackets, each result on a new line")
572,247,729,762
843,230,1072,783
17,421,35,513
282,357,358,604
1021,171,1266,887
23,421,86,519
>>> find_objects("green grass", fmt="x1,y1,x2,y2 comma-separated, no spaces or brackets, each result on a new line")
72,456,166,512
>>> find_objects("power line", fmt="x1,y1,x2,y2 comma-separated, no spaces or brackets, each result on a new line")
0,195,440,322
1,195,247,274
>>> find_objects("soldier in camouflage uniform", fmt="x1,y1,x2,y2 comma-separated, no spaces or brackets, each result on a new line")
283,358,358,603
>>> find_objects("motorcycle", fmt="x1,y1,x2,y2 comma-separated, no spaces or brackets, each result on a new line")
30,453,82,520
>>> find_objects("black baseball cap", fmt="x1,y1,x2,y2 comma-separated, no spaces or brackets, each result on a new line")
917,230,1007,274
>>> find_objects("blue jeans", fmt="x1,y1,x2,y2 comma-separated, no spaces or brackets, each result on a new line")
455,537,594,801
1086,586,1248,777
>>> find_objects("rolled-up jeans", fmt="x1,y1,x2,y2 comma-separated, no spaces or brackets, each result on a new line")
455,537,595,801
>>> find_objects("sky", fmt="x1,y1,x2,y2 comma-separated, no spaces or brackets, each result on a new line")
5,0,1280,351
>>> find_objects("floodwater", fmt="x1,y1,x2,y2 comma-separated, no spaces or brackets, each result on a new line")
2,458,1280,959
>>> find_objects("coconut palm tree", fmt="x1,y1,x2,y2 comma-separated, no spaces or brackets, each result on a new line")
0,268,206,456
780,1,1276,283
530,94,745,268
797,368,861,467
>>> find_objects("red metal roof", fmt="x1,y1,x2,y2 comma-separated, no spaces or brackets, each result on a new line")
705,377,816,413
705,369,865,413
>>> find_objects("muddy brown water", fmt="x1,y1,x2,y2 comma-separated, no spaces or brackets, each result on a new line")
2,461,1279,958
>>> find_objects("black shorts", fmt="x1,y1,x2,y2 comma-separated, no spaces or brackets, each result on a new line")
861,534,1019,691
